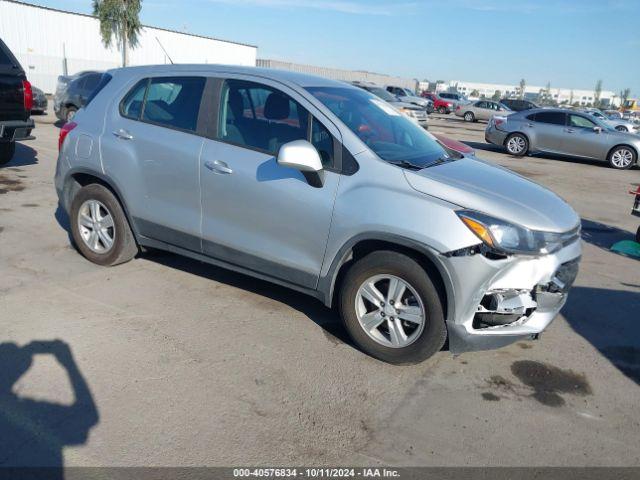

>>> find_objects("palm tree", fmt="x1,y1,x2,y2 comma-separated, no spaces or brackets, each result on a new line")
93,0,143,67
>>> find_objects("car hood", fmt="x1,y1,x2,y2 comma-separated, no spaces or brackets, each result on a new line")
403,158,580,233
391,101,424,110
405,95,428,104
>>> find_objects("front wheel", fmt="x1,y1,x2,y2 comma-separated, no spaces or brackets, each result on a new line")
615,126,628,132
339,251,447,364
505,133,529,157
65,107,77,123
607,146,636,170
70,184,138,266
438,106,447,114
0,141,16,165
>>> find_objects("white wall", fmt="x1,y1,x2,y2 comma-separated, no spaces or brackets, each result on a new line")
0,0,257,93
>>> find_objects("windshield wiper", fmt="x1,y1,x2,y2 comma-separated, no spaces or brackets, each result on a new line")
389,160,425,171
424,156,453,168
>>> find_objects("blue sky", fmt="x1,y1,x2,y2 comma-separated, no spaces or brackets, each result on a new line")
31,0,640,95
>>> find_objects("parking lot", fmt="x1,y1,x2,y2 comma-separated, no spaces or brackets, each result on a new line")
1,111,639,467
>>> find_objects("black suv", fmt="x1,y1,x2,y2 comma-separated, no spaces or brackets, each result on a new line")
500,98,538,112
0,39,35,165
54,71,103,122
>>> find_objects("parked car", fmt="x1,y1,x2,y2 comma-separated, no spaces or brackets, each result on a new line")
0,38,35,165
485,108,640,169
55,65,582,364
584,110,639,133
455,100,513,122
604,110,623,119
353,83,429,128
54,71,103,122
438,92,469,109
500,98,538,112
385,85,431,110
422,92,454,114
31,86,48,114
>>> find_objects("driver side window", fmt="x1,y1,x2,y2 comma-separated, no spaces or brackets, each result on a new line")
569,114,596,129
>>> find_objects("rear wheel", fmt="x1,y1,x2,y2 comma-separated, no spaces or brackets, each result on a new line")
505,133,529,157
65,106,77,123
463,111,475,122
70,184,138,266
339,251,447,364
438,106,447,114
615,125,628,132
0,141,16,165
607,146,636,170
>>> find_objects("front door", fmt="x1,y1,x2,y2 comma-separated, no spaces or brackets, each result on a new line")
199,77,340,289
561,113,608,159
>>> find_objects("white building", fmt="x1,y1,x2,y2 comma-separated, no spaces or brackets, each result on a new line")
257,59,417,90
444,80,619,107
0,0,257,93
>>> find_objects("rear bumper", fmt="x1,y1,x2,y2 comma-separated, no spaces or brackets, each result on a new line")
485,126,508,146
441,238,582,354
0,118,35,142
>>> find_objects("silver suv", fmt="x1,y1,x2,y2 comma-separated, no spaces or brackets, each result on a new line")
55,65,582,364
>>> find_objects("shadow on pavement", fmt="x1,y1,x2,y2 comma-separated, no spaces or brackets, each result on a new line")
142,250,353,346
1,142,39,168
0,340,98,477
562,286,640,385
581,218,639,261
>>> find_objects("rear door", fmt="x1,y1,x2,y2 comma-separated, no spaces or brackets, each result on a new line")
562,113,608,159
198,76,341,289
529,111,567,152
101,75,206,251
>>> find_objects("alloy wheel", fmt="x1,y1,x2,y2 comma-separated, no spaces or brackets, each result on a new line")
355,274,426,348
77,199,116,254
611,148,633,168
507,135,526,154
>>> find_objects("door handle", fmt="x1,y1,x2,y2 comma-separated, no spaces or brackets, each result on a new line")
113,129,133,140
565,128,575,133
526,123,534,127
204,160,233,175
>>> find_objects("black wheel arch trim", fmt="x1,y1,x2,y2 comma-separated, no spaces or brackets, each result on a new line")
318,232,456,318
63,167,141,238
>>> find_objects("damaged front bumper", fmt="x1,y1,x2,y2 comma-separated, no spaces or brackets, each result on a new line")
440,239,581,354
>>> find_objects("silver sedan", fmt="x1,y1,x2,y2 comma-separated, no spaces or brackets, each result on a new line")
485,108,640,169
455,100,513,122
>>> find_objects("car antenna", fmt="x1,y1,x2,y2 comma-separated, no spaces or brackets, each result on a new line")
155,37,174,64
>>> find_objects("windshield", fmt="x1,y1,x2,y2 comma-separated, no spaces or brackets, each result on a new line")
402,88,415,97
306,86,449,168
367,87,398,102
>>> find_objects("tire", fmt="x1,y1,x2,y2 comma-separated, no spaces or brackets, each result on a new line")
70,184,138,266
636,226,640,244
0,141,16,166
607,145,636,170
615,126,628,132
438,106,447,114
505,133,529,157
339,251,447,364
65,106,77,123
463,111,475,122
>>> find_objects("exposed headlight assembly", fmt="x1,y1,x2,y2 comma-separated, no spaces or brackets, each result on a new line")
399,108,417,118
457,210,575,255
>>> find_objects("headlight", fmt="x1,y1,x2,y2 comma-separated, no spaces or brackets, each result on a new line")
399,108,417,118
457,210,572,255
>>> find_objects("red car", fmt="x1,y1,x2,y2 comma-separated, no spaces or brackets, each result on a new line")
421,92,453,114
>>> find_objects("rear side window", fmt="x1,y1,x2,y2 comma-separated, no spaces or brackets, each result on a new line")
120,79,148,120
142,77,205,131
119,77,205,133
535,111,566,125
